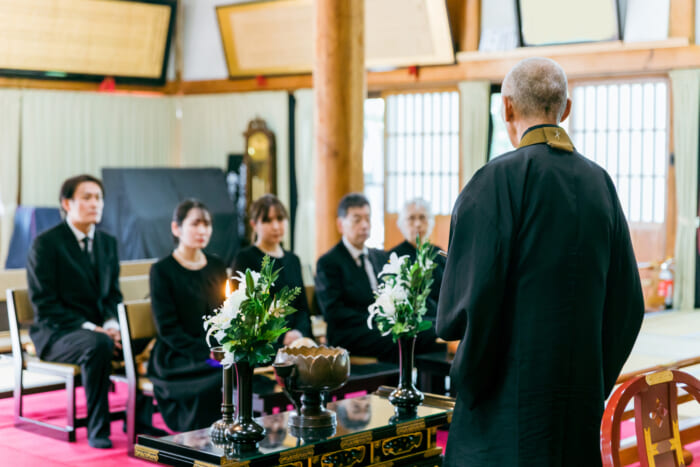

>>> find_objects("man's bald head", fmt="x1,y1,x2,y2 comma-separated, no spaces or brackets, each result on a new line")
502,57,569,122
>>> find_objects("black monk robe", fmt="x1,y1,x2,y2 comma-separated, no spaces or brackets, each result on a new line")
436,125,644,467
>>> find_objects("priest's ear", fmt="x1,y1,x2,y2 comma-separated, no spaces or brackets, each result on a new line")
502,95,515,123
559,98,572,123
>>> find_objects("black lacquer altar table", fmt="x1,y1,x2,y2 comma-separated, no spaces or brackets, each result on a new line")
135,391,454,467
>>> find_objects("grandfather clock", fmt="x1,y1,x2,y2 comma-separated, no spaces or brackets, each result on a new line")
243,118,277,206
242,118,276,243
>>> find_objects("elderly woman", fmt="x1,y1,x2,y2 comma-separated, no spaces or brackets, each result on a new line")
389,198,445,317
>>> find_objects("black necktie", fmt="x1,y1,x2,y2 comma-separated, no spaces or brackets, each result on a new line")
358,253,366,269
81,237,94,267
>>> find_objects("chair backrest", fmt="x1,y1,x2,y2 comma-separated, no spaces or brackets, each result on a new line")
119,258,156,277
119,275,150,302
117,301,156,383
0,270,28,304
305,285,320,316
6,288,32,366
601,369,700,467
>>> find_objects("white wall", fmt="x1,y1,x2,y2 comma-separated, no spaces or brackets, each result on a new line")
179,0,249,81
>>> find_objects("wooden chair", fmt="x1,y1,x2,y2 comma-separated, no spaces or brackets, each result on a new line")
601,369,700,467
6,288,124,441
117,300,157,455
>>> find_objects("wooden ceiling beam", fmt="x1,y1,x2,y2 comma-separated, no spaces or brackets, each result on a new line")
0,77,175,94
3,42,700,95
180,42,700,94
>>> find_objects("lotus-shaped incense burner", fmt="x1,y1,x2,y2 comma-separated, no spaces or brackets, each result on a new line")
273,346,350,431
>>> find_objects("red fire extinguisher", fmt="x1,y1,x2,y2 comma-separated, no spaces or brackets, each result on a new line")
657,259,674,309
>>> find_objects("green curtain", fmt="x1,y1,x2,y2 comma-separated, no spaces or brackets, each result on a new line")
21,90,177,206
458,80,491,187
669,69,700,311
292,89,315,281
0,90,21,268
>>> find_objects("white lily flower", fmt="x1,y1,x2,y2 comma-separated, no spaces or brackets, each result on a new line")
379,252,409,278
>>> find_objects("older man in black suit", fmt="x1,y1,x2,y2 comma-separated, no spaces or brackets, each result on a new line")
27,174,123,449
315,193,442,362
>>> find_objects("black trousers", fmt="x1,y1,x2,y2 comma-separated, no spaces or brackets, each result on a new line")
43,329,114,440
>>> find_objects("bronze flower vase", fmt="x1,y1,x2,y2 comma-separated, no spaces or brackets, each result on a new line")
389,335,424,416
209,347,236,445
225,360,265,450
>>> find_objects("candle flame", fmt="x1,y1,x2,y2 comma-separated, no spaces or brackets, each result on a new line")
225,279,232,298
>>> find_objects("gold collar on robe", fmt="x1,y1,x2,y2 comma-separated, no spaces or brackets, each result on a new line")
518,126,574,152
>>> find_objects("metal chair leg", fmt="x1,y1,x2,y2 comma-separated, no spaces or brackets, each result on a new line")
126,383,137,455
66,375,76,442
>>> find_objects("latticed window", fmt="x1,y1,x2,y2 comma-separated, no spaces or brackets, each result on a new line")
569,80,669,223
384,91,460,215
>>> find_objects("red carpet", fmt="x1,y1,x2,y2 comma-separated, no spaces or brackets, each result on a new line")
0,386,697,465
0,384,165,466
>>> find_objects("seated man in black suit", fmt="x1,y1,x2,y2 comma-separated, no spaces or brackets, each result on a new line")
389,198,445,320
26,174,162,448
315,193,443,362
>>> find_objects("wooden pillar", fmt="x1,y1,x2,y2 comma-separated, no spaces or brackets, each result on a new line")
314,0,366,258
669,0,695,43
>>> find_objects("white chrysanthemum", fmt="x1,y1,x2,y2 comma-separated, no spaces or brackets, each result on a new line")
221,289,245,318
367,290,396,324
203,288,246,343
388,283,409,303
378,252,409,278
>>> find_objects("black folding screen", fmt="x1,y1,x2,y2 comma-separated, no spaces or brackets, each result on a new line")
101,168,240,264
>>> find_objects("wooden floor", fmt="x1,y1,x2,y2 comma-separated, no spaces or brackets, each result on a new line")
620,310,700,424
622,310,700,376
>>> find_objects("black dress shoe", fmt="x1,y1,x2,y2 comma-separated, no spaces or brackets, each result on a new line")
88,437,113,449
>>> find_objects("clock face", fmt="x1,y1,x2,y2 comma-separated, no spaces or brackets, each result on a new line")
247,131,270,162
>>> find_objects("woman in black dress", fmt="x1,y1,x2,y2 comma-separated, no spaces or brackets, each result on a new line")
148,199,227,432
232,194,313,346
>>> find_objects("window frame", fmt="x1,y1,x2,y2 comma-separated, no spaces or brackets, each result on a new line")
567,74,675,260
380,86,461,217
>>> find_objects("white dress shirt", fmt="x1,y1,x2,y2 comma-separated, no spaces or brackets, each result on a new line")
65,220,119,332
342,236,379,291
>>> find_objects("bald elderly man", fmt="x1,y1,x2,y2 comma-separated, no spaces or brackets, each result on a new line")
436,57,644,466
